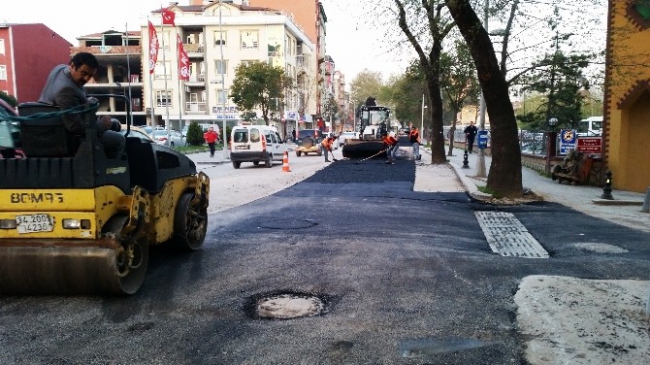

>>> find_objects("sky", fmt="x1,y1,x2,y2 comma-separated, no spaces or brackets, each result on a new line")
1,0,405,84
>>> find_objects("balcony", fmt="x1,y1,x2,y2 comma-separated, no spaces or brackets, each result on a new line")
297,54,311,73
184,43,205,57
184,74,205,86
185,102,207,114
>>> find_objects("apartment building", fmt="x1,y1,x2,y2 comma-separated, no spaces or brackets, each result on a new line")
0,23,71,103
71,30,146,125
236,0,333,125
143,1,316,134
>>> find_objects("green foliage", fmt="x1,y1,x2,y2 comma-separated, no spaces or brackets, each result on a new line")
349,69,384,105
230,60,290,125
440,40,480,122
519,50,591,130
186,122,204,146
0,91,17,107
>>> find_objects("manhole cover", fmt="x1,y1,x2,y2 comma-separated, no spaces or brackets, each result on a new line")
259,219,318,230
475,211,549,258
245,291,330,319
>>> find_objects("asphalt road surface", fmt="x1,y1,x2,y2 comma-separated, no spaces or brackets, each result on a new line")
1,154,649,365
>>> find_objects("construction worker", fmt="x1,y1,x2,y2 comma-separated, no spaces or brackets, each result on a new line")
382,131,399,164
409,127,421,160
321,134,337,162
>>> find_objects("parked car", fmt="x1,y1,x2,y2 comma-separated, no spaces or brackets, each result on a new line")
337,131,359,147
230,124,287,168
152,129,185,147
294,129,324,157
120,125,156,143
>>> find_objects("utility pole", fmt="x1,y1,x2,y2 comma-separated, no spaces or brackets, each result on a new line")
475,0,489,178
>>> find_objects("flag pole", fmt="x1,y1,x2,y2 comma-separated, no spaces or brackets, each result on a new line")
176,33,184,136
160,6,171,144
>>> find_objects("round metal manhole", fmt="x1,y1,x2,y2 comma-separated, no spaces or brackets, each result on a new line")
573,242,629,254
245,290,331,320
259,219,318,230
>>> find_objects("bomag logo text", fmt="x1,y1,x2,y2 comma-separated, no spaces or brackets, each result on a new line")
10,193,64,204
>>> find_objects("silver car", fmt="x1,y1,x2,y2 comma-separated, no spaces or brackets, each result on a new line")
152,130,185,148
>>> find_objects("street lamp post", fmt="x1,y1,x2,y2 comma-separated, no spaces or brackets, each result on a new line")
217,0,227,160
545,117,559,174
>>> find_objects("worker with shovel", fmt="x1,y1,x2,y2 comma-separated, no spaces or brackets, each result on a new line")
321,134,337,162
382,131,399,164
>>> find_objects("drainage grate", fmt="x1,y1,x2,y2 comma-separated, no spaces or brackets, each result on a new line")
474,211,549,258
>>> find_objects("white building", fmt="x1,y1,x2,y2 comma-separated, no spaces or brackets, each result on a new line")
142,1,316,134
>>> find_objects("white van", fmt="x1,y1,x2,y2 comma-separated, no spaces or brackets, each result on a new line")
230,124,287,169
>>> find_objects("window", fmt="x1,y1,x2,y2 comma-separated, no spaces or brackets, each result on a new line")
216,89,228,104
241,60,256,67
154,61,171,80
250,128,261,143
241,30,258,49
214,31,226,46
215,60,228,75
156,90,172,107
0,65,6,81
0,39,4,55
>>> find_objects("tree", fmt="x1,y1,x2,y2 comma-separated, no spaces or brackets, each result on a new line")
440,40,480,155
230,61,291,125
444,0,523,197
348,69,385,106
185,122,204,146
394,0,456,164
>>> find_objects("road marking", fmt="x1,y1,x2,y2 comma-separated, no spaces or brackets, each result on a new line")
475,211,549,258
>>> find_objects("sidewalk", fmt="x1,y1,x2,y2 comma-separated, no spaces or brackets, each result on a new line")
433,146,650,233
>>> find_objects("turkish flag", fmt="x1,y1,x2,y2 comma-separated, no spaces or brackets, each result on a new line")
177,34,190,81
161,8,176,26
148,21,159,74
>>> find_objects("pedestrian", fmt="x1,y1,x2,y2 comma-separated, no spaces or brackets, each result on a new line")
382,131,399,164
464,121,478,153
39,52,124,159
321,134,336,162
409,127,421,160
204,126,218,157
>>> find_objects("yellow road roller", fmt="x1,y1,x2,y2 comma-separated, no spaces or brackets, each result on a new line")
0,96,209,295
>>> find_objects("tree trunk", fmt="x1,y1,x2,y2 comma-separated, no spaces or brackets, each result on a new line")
444,0,523,197
426,43,447,164
447,112,458,156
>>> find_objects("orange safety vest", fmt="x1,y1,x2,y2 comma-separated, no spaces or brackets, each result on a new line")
382,136,397,146
321,137,334,151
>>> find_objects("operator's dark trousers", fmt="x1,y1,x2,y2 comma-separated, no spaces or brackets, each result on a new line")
208,142,216,157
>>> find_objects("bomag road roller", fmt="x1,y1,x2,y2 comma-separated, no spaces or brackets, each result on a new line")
0,95,209,295
342,97,391,159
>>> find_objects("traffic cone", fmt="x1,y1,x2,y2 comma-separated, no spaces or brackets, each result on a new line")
282,151,291,172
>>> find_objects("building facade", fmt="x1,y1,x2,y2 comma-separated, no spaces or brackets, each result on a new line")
142,1,316,136
603,0,650,192
245,0,332,126
0,23,71,103
71,30,146,125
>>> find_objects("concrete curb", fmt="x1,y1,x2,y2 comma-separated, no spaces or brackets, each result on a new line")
591,199,643,206
449,161,492,201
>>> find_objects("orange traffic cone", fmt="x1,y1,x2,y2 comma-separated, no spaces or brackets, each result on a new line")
282,151,291,172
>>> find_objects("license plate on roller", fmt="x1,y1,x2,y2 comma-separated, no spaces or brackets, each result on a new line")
16,214,54,234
